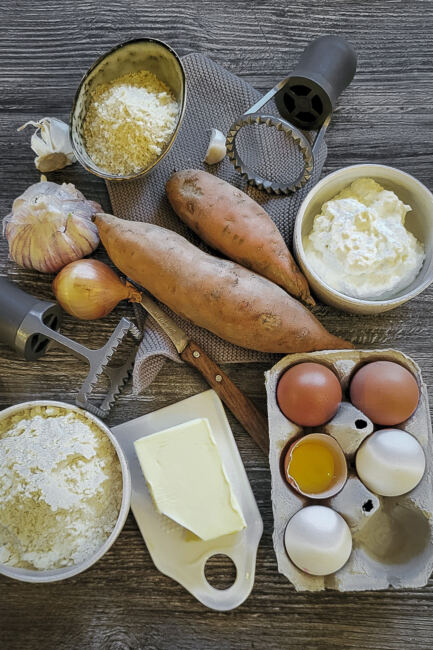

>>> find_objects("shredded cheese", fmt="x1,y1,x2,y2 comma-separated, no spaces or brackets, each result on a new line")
83,69,179,175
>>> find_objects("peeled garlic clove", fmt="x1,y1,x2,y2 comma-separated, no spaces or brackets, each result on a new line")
18,118,76,172
3,180,100,273
204,128,226,164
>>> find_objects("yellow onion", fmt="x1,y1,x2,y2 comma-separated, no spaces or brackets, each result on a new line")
53,259,142,320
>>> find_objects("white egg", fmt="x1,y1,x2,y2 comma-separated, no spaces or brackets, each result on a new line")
284,505,352,576
356,429,425,497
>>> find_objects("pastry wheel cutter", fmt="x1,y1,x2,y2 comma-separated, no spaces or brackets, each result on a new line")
0,277,141,418
226,35,357,194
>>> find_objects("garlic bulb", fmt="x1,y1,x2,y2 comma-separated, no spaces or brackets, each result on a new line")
3,180,101,273
18,118,76,172
204,128,226,164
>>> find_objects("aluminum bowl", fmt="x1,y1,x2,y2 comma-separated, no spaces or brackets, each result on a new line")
294,164,433,314
70,38,186,181
0,400,131,583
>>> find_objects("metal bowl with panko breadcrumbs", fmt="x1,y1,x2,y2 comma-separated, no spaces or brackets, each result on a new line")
70,38,187,181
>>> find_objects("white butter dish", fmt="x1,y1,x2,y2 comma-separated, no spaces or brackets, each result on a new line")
112,389,263,610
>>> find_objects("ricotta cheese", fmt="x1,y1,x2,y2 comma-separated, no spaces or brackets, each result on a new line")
303,178,425,300
0,406,122,570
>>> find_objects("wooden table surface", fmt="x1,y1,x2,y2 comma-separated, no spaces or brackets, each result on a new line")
2,1,433,648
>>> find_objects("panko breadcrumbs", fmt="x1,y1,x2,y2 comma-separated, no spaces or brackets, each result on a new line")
83,69,179,175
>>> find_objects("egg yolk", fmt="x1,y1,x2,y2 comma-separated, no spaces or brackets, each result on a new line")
288,441,335,494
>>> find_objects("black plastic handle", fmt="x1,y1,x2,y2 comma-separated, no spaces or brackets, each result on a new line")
276,35,357,129
0,277,61,360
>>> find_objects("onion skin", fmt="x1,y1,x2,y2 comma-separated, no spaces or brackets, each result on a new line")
52,259,142,320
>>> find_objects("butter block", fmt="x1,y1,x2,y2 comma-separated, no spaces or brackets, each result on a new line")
134,418,246,541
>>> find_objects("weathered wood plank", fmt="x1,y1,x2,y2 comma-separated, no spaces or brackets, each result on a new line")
1,1,433,648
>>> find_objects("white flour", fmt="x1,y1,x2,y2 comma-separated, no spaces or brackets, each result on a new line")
0,406,122,570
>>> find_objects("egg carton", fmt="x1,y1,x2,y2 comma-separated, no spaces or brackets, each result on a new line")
264,348,433,591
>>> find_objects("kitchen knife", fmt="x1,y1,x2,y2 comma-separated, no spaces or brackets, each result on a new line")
138,291,269,454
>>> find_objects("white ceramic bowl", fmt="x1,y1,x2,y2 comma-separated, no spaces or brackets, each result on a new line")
0,400,131,583
294,164,433,314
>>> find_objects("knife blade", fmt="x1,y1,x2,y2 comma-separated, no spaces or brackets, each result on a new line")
137,293,269,454
139,292,189,354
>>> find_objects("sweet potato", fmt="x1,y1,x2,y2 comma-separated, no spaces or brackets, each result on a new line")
95,213,352,354
166,169,314,306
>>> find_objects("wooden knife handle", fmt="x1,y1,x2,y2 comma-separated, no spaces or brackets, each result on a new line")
180,341,269,454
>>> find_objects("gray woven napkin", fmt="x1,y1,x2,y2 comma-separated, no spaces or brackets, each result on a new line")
107,53,327,393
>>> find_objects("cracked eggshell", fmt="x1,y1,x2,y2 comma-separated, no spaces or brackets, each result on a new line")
283,433,347,499
265,348,433,592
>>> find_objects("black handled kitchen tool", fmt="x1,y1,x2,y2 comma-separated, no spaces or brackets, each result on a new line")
226,35,357,194
0,277,141,417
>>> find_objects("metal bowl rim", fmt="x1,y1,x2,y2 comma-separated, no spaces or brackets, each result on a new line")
69,37,187,181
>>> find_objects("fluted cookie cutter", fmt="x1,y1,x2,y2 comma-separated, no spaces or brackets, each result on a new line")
226,36,357,195
0,277,141,418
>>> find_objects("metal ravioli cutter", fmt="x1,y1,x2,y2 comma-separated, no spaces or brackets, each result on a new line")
226,36,357,195
0,277,141,418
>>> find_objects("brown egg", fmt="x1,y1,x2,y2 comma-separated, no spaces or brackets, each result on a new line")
350,361,419,426
276,362,342,426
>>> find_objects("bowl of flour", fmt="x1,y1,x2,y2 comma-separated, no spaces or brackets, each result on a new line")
0,401,131,582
